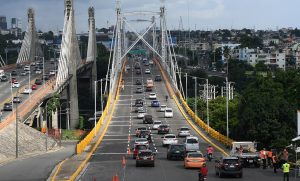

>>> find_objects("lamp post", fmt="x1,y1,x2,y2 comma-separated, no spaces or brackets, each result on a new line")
10,73,14,111
15,89,20,158
94,79,106,137
226,76,229,139
185,73,188,101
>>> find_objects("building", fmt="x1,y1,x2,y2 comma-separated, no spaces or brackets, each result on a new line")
0,16,7,30
10,18,22,37
247,51,286,70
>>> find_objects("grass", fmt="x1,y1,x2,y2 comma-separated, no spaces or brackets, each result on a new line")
61,129,88,140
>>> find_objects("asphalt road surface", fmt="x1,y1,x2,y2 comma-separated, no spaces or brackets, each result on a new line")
77,58,286,181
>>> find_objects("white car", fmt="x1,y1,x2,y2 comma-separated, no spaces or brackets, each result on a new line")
24,65,30,71
35,69,42,74
49,70,56,75
12,82,20,88
23,88,32,94
149,60,154,65
134,138,149,147
152,120,162,130
185,136,199,152
159,105,167,112
145,69,151,74
20,71,28,76
137,110,146,119
149,93,156,99
126,65,131,70
162,134,178,146
178,127,191,137
164,108,173,118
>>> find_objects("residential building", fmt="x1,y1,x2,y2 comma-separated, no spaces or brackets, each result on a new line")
0,16,7,30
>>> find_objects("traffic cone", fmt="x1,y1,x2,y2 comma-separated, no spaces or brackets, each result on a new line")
122,156,126,167
115,175,119,181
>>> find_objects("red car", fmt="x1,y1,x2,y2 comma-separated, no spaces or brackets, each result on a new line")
31,84,38,90
10,77,17,83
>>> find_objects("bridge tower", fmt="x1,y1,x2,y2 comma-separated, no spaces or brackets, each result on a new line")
86,7,97,97
17,8,43,64
55,0,80,129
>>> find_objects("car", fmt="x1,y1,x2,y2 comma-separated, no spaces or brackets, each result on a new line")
164,108,173,118
35,69,42,74
167,144,186,160
43,74,50,80
145,69,151,74
24,65,30,71
159,105,167,112
151,100,160,107
136,79,142,85
178,127,191,137
125,65,131,70
136,69,141,75
136,87,143,93
148,93,156,99
215,156,243,178
138,130,152,143
157,124,170,134
135,106,144,113
162,134,178,146
11,70,17,76
31,84,38,90
149,60,154,65
133,144,148,159
155,75,162,81
10,77,17,83
13,96,22,103
135,99,144,107
152,120,162,130
184,151,206,169
143,114,153,124
184,136,199,152
23,87,32,94
137,110,146,119
35,79,43,85
134,138,149,147
20,71,28,76
135,127,148,137
12,82,20,88
144,62,150,66
49,70,56,75
1,75,8,82
134,62,141,69
3,103,13,111
136,150,155,167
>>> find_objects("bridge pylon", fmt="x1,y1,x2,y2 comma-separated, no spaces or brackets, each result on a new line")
17,8,43,64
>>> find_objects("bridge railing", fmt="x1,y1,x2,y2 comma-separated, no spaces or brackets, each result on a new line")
154,58,234,147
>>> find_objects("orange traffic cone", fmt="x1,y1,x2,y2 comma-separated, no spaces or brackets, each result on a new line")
112,174,119,181
122,156,126,167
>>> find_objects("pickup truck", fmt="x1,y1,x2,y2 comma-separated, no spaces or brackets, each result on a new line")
230,141,260,168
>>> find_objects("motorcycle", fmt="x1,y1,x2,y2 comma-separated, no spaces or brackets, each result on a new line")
207,153,213,161
198,171,207,181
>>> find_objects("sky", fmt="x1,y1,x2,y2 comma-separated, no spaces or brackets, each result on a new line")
0,0,300,33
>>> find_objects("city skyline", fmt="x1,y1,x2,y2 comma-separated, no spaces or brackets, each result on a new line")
0,0,300,33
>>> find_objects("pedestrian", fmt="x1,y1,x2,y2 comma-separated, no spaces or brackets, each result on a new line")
282,149,289,161
267,150,273,168
272,154,278,173
282,161,290,181
260,148,267,169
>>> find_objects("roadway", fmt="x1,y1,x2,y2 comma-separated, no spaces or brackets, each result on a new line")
77,58,284,181
0,60,56,120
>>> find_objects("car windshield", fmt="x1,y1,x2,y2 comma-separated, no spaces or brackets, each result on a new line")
166,110,172,112
160,125,168,128
136,138,147,142
154,121,161,124
188,153,203,158
165,135,176,138
137,127,147,131
171,145,185,151
139,151,153,157
180,128,189,131
187,139,198,144
223,159,239,164
136,145,147,150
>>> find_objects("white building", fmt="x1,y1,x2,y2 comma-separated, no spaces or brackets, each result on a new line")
247,51,286,69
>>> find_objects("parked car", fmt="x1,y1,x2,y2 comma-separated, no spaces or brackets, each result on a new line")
3,102,13,111
11,70,17,76
215,156,243,178
24,65,30,71
23,88,32,94
35,69,42,74
35,79,43,85
164,108,173,118
10,77,17,83
49,70,56,75
155,75,162,81
184,151,206,169
151,100,160,107
184,136,199,152
178,127,191,137
31,84,38,90
162,134,178,146
13,96,22,103
157,124,170,134
20,71,28,76
143,114,153,124
167,144,186,160
1,75,8,82
152,120,162,130
136,150,155,167
132,144,148,159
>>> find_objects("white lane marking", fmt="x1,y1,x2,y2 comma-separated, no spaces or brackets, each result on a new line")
108,125,131,127
104,134,134,137
92,152,128,155
112,116,131,118
115,103,132,106
102,138,129,141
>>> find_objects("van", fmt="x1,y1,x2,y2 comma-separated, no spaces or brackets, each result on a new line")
184,136,199,152
24,65,30,71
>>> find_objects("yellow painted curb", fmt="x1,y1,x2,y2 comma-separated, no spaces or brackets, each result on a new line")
51,159,67,181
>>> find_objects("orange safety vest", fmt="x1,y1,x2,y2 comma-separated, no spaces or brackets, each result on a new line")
267,151,272,158
260,150,267,159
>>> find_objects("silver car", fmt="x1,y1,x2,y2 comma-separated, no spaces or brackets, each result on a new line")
178,127,191,137
184,136,199,152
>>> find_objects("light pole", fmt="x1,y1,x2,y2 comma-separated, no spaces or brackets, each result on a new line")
226,76,229,139
193,77,197,120
94,79,106,137
28,66,31,101
42,57,45,86
185,73,188,101
10,73,14,111
15,89,19,158
58,101,69,147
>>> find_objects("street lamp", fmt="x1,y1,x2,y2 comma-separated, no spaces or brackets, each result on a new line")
15,89,20,158
58,101,70,147
94,79,106,136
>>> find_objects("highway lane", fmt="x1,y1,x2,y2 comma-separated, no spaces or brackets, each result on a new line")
0,60,56,120
78,58,284,181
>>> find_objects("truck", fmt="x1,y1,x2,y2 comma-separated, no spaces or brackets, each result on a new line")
230,141,261,168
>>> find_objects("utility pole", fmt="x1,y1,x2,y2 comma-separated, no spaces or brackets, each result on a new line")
206,79,209,133
226,76,229,139
185,73,187,101
194,77,197,120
